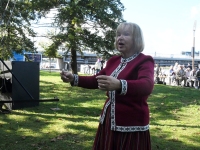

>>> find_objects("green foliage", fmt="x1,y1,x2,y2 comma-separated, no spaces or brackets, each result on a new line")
0,0,60,59
0,71,200,149
0,0,37,59
48,0,125,73
1,0,125,73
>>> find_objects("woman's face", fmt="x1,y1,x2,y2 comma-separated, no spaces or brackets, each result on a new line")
116,26,134,55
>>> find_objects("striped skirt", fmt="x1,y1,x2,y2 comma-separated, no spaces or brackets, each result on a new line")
92,106,151,150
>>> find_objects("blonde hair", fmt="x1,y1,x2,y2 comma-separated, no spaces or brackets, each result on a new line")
115,22,144,53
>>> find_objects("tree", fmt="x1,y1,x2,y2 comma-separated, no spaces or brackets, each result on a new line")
0,0,58,59
39,31,59,72
0,0,34,59
1,0,125,74
48,0,125,74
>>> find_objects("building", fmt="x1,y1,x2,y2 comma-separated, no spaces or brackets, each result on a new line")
37,47,200,71
57,45,103,71
152,51,200,67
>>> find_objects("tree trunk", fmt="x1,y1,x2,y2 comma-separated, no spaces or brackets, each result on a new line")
71,47,77,74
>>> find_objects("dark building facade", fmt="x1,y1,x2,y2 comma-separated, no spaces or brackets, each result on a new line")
153,56,200,67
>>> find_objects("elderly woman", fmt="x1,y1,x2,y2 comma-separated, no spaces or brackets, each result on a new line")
60,22,154,150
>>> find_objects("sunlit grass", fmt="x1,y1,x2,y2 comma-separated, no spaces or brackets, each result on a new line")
0,71,199,150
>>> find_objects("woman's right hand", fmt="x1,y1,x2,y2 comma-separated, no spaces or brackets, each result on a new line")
60,70,74,83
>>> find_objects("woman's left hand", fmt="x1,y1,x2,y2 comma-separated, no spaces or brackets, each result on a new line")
96,75,121,91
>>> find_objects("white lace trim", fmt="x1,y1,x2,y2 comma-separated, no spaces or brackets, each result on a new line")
99,100,110,124
115,124,149,132
99,53,144,132
73,74,78,86
120,79,127,95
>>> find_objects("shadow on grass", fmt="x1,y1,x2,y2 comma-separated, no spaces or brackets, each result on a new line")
0,79,103,149
149,84,200,150
0,73,200,150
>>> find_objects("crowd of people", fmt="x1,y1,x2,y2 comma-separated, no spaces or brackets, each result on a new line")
154,62,200,89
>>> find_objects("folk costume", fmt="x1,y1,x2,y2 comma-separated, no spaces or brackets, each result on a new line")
72,53,154,150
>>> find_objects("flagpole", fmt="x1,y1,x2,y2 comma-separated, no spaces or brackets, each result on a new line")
192,20,197,70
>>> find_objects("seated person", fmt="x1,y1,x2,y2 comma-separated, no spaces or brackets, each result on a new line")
168,65,176,85
196,69,200,88
186,67,198,88
185,67,191,86
158,68,166,83
175,65,187,86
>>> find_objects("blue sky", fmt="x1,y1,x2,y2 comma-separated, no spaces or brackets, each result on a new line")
120,0,200,55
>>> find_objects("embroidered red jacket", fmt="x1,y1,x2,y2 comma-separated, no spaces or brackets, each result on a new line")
73,53,154,132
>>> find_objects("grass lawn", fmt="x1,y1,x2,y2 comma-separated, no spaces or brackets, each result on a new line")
0,70,200,150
